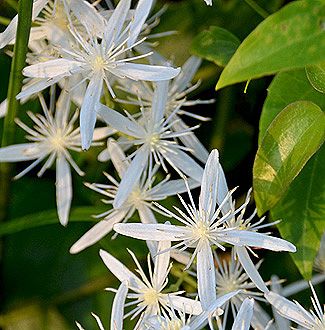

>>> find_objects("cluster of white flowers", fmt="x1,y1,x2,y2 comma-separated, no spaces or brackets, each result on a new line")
0,0,324,329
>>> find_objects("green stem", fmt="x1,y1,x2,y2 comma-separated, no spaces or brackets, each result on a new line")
243,0,269,19
0,0,33,308
4,0,19,11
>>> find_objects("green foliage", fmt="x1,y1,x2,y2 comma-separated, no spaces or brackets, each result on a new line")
272,146,325,279
216,0,325,90
253,101,325,215
306,62,325,94
191,26,240,67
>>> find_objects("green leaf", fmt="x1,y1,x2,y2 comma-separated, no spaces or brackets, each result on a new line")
253,101,325,215
306,62,325,94
259,69,325,145
216,1,325,90
271,145,325,279
191,26,240,67
0,206,105,237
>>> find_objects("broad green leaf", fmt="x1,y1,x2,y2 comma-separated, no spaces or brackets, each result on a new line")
306,62,325,94
216,1,325,90
272,145,325,279
253,101,325,215
259,69,325,145
191,26,240,67
0,206,105,237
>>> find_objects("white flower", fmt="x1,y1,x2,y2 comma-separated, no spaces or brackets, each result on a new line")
99,242,203,328
17,0,180,150
0,90,108,225
70,138,197,254
113,149,296,309
97,84,204,208
265,283,325,330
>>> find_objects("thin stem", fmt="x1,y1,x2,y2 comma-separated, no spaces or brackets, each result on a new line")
243,0,269,19
0,0,33,309
0,16,11,26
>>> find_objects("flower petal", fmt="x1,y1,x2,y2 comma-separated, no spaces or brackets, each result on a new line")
56,154,72,226
231,298,254,330
168,296,203,315
0,99,7,118
92,127,116,141
111,281,128,330
69,210,128,254
0,143,43,161
153,240,171,289
152,80,169,125
107,138,129,178
80,73,103,150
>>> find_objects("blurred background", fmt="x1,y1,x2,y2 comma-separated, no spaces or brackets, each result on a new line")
0,0,323,329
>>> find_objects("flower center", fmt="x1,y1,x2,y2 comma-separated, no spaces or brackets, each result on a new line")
49,129,66,151
92,56,107,72
192,220,210,240
146,133,161,148
143,288,160,306
162,319,184,330
128,188,143,207
217,276,240,296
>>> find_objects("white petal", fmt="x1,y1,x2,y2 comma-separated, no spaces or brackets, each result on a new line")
153,240,171,289
0,0,49,49
111,281,128,330
113,146,148,208
265,291,315,328
219,230,297,252
112,63,180,81
107,138,129,178
170,56,202,95
197,240,216,309
97,104,144,138
127,0,153,46
168,296,203,315
165,148,203,182
80,73,103,150
231,298,254,330
114,223,187,241
0,143,43,161
236,246,269,293
56,155,72,226
99,249,145,290
97,148,110,162
0,99,8,118
104,0,131,47
69,210,128,254
152,80,169,125
250,301,275,330
23,59,84,78
92,127,116,141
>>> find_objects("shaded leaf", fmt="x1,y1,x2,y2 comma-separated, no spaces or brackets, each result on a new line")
259,69,325,145
253,101,325,215
272,145,325,279
216,1,325,90
306,62,325,94
191,26,240,67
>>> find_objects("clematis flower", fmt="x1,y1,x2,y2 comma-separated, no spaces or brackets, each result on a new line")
97,83,204,208
113,149,296,309
70,138,198,254
0,90,109,225
99,242,203,328
265,283,325,329
17,0,180,150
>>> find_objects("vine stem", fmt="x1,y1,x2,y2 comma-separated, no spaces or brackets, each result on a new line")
243,0,269,19
0,0,34,309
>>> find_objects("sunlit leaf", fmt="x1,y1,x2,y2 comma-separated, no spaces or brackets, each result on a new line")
191,26,240,67
216,1,325,90
253,101,325,215
272,145,325,279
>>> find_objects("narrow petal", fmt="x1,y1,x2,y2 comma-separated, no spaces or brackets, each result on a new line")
104,0,131,47
127,0,153,46
153,240,171,289
97,104,144,138
165,148,203,182
0,99,8,118
80,73,103,150
69,210,128,254
197,240,216,309
231,298,254,330
99,249,145,290
56,155,72,226
92,127,116,141
113,146,148,208
219,230,296,252
111,281,128,330
108,139,129,178
111,63,180,81
23,59,84,78
168,296,203,315
152,80,169,125
236,246,269,293
114,223,187,241
0,143,42,161
265,291,315,328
